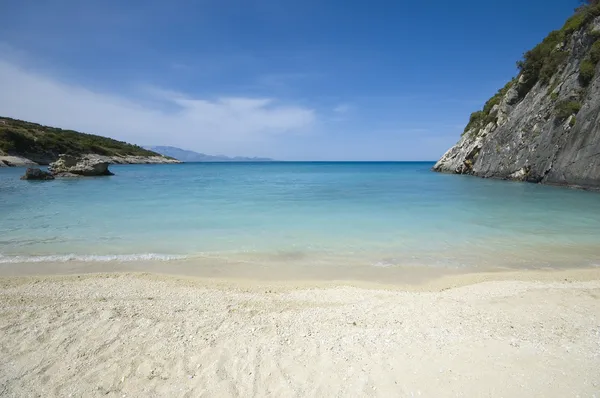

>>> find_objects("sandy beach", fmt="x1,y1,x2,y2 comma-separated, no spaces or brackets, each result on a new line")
1,268,600,397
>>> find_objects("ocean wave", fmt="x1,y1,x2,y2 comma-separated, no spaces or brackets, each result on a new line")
0,253,187,264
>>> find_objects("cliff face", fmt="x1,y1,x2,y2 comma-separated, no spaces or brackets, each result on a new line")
434,8,600,190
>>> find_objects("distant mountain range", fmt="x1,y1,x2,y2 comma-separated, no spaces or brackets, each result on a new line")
143,146,274,162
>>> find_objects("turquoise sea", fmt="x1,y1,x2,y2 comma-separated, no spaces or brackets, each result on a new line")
1,162,600,278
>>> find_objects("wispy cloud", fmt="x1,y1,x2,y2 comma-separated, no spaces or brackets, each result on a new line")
333,104,352,114
0,59,316,156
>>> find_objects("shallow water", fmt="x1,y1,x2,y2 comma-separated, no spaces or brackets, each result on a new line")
1,162,600,276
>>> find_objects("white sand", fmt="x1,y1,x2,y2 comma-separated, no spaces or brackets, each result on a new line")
1,270,600,397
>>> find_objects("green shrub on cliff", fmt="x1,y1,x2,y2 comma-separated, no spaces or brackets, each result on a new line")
565,2,600,33
464,111,486,134
463,80,514,135
578,37,600,86
569,116,577,127
579,59,596,85
539,51,569,84
591,40,600,63
516,29,570,95
0,117,159,161
555,100,582,121
483,80,515,114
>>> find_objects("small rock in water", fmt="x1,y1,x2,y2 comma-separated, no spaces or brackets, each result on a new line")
20,168,55,181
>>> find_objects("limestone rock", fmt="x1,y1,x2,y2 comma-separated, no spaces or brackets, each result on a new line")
434,14,600,190
49,154,114,177
0,156,38,167
20,168,55,180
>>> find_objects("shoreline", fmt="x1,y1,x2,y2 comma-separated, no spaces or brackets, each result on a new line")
2,263,600,292
0,154,181,167
432,167,600,192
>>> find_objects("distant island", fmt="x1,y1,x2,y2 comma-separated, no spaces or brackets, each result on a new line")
0,117,178,166
144,146,274,162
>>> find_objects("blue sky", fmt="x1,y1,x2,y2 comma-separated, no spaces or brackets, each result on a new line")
0,0,577,160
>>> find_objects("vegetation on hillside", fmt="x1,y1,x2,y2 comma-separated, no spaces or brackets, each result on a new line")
463,79,515,135
463,1,600,135
516,1,600,94
555,100,582,121
0,117,159,162
579,39,600,85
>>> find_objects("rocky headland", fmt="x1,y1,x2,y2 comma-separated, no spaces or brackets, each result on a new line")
0,117,180,167
434,3,600,190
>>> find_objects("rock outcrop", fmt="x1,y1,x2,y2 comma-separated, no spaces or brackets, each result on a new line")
49,154,114,177
0,156,39,167
20,168,55,180
434,6,600,190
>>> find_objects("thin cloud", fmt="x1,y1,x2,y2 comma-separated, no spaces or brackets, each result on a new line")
0,60,316,155
333,104,352,114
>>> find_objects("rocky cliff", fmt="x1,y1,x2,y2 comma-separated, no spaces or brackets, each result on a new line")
434,4,600,190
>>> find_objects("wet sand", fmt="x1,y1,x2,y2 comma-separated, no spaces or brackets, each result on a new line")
0,255,582,286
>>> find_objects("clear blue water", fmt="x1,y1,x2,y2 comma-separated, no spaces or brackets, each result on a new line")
1,162,600,274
